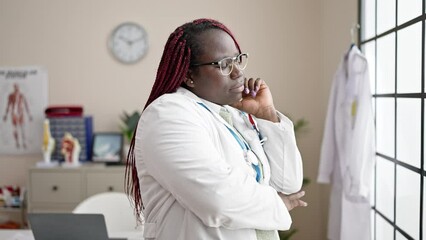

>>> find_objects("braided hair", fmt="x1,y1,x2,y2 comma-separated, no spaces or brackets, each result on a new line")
125,18,241,222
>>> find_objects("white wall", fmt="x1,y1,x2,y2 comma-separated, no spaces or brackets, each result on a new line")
0,0,358,239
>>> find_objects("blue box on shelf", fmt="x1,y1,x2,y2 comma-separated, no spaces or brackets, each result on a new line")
48,116,93,162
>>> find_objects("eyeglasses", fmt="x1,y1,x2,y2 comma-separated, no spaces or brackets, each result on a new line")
191,53,249,76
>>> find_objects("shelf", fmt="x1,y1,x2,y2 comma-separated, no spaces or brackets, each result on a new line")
0,207,22,213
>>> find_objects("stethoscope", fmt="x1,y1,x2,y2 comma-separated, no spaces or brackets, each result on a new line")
196,102,265,182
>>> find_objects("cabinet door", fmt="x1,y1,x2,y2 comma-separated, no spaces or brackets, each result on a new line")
86,172,125,197
30,172,83,203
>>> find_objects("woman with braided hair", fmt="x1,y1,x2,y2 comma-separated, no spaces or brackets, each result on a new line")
126,18,306,240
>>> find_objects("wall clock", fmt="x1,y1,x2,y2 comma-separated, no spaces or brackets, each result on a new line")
108,22,149,64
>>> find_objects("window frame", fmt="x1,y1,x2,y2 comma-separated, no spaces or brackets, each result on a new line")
359,0,426,239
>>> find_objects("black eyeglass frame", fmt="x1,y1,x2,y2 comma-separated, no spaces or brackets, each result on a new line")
190,53,249,76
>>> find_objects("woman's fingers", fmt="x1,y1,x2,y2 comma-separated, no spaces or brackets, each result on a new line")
279,190,308,211
243,78,249,94
244,78,263,97
298,200,308,207
287,190,305,200
293,197,308,207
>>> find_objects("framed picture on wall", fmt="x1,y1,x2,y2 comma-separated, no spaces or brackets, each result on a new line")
91,132,123,164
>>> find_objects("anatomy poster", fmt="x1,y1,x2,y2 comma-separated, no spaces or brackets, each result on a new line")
0,67,48,154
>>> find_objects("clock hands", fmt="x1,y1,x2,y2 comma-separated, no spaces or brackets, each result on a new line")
119,36,132,46
119,35,145,47
131,36,144,43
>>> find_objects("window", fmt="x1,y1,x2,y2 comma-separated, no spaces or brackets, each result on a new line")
360,0,425,239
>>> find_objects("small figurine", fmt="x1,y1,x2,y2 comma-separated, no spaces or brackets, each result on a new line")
61,132,81,167
37,119,58,168
42,119,55,163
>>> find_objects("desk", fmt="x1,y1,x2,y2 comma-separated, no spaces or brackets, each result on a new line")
0,229,144,240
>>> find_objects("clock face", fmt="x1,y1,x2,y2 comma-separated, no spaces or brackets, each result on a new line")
109,22,149,64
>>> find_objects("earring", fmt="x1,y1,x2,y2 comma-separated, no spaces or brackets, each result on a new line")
190,80,194,84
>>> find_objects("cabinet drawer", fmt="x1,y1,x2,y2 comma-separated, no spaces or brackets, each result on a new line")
86,172,124,197
30,172,83,203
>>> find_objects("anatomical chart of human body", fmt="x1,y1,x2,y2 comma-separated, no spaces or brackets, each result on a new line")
0,67,48,154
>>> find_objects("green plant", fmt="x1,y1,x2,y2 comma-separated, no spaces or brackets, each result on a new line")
119,111,141,142
293,118,309,136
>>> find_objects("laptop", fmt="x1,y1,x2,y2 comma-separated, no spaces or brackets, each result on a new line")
28,213,126,240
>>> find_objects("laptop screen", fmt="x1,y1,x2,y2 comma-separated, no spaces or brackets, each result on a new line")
28,213,126,240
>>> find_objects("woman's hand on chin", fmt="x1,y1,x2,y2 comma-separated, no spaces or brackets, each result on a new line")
231,78,279,122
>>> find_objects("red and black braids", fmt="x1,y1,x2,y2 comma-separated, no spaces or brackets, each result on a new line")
125,18,241,223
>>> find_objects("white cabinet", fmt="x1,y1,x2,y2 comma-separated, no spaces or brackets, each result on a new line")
28,165,125,213
86,171,125,196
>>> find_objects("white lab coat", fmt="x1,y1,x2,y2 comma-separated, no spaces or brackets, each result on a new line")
135,87,303,240
318,46,375,240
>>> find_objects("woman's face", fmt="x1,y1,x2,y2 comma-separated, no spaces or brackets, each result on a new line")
188,29,245,106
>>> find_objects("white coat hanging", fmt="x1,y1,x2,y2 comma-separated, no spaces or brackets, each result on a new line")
317,45,376,240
